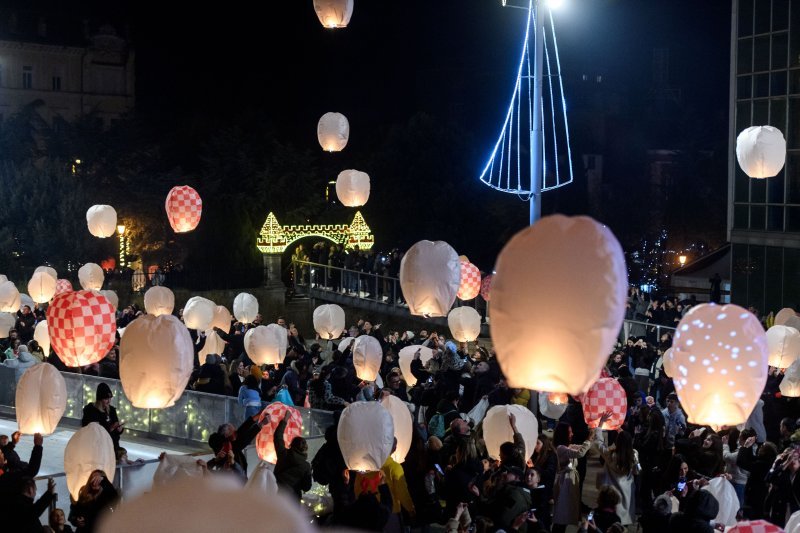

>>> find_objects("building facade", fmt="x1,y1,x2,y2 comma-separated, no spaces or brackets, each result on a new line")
729,0,800,313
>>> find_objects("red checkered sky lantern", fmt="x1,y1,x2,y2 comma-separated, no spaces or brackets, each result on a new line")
457,260,481,300
582,377,627,431
47,291,116,367
255,403,303,464
165,185,202,233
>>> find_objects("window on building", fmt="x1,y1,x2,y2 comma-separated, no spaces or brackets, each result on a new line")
52,76,61,91
22,66,32,89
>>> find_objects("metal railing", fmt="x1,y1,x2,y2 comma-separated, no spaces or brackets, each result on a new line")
622,318,677,342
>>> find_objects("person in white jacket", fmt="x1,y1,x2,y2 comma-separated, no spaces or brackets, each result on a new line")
722,428,753,510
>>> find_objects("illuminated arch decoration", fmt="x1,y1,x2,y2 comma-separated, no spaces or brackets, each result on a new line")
256,212,374,254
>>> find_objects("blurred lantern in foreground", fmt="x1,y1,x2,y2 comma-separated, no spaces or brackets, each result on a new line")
28,271,57,304
15,363,66,435
182,296,215,330
539,393,567,420
0,313,16,338
0,281,20,312
397,345,434,386
582,377,627,430
491,215,627,395
353,335,382,381
78,263,104,291
336,170,370,207
34,266,57,280
726,520,784,533
55,279,73,296
338,401,394,472
317,112,349,151
245,462,278,497
98,290,118,311
119,315,194,408
448,306,481,342
774,307,800,330
786,511,800,533
47,291,116,367
152,454,204,486
313,0,354,28
210,305,232,332
64,422,116,500
483,404,539,460
233,292,258,324
766,325,800,369
671,303,768,428
381,394,413,463
313,304,345,340
400,240,460,317
165,185,202,233
255,403,303,463
34,320,50,356
86,205,118,238
244,324,286,366
144,286,174,317
780,358,800,397
457,261,481,300
736,126,786,178
480,274,493,301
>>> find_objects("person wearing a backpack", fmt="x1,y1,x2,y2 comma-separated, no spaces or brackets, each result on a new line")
428,391,461,439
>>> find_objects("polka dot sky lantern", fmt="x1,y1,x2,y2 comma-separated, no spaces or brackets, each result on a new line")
182,296,215,331
255,403,303,464
64,422,116,500
317,112,350,152
313,304,345,340
78,263,104,291
457,260,481,300
491,215,628,396
671,303,768,428
233,292,258,324
397,345,434,386
144,286,174,317
86,205,118,238
0,280,20,312
47,291,116,367
448,306,481,342
336,170,370,207
483,404,539,460
400,240,461,317
165,185,202,233
779,358,800,397
736,126,786,179
480,274,493,301
55,279,73,296
313,0,354,28
15,363,66,435
353,335,382,381
34,320,49,355
765,325,800,369
380,394,413,463
582,378,628,430
244,325,285,366
28,271,57,304
338,401,394,472
662,347,677,378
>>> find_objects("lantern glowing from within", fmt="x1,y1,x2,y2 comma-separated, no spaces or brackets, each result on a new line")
726,521,784,533
539,392,567,420
491,215,627,395
480,274,493,301
671,303,768,428
336,170,370,207
381,394,413,463
98,290,118,311
47,291,116,367
199,330,226,360
233,292,258,324
28,271,57,304
78,263,104,291
766,325,800,369
34,266,57,280
582,378,627,430
245,462,278,497
313,304,345,340
317,112,350,152
662,347,677,378
0,313,15,338
244,324,286,366
86,205,118,238
144,286,174,317
448,306,481,342
182,296,215,330
165,185,202,233
397,345,434,386
255,403,303,463
338,401,394,472
34,320,49,355
457,261,481,300
64,422,116,500
55,279,73,296
0,281,20,312
313,0,354,28
210,305,232,332
736,126,786,179
483,404,539,460
119,315,194,408
400,240,460,317
779,358,800,397
774,307,800,330
353,335,382,382
15,363,66,435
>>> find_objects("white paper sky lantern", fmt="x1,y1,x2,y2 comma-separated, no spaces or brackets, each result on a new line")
491,215,627,395
86,205,118,238
199,330,226,360
34,320,49,354
182,296,215,330
28,272,56,304
78,263,104,291
774,307,800,329
233,292,258,324
457,261,481,301
210,305,232,331
64,422,116,500
98,290,118,311
336,170,370,207
785,511,800,533
0,280,20,313
483,404,539,461
34,266,57,280
539,392,567,420
313,0,354,28
245,462,278,497
165,185,202,233
317,112,350,152
397,345,434,387
780,358,800,397
0,313,16,338
144,286,174,317
20,293,33,310
448,306,482,342
244,324,285,366
736,126,786,179
313,304,345,340
672,303,768,428
380,394,413,463
120,315,194,409
400,240,461,317
15,363,66,435
47,291,116,367
766,325,800,369
353,335,382,381
338,401,394,472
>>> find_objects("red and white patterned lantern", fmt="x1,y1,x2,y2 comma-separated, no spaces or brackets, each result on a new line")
457,261,481,301
480,274,493,301
255,403,303,464
165,185,202,233
55,279,73,296
582,377,627,430
726,520,784,533
46,290,116,367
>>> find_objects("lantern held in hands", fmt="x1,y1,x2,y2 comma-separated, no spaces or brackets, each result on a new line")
313,304,345,340
581,377,628,430
210,305,232,332
182,296,215,331
15,363,66,435
28,272,57,304
78,263,104,291
483,404,539,460
255,403,303,463
244,324,286,366
336,170,370,207
766,325,800,369
338,401,394,472
397,345,434,386
448,306,481,342
233,292,258,324
400,240,461,317
353,335,382,381
64,422,116,500
165,185,202,233
736,126,786,178
457,261,481,300
47,291,116,367
34,320,49,355
779,358,800,397
313,0,354,28
380,394,413,463
144,286,175,317
317,112,350,152
86,205,118,238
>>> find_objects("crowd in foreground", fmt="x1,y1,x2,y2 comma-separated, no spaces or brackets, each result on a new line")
0,294,797,532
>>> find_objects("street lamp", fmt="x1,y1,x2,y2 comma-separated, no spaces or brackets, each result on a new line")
117,225,126,268
679,255,687,266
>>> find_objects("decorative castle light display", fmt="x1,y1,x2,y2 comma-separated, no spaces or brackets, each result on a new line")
256,212,374,254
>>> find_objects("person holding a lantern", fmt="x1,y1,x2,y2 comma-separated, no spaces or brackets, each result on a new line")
273,410,312,500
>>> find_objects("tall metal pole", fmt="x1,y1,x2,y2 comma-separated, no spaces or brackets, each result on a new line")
529,0,545,225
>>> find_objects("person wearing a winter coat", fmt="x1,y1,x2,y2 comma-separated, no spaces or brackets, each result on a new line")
736,436,778,519
237,375,263,418
4,476,56,532
3,346,38,381
668,489,719,533
273,410,312,500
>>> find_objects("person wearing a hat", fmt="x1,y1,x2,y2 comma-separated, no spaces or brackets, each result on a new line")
81,383,124,450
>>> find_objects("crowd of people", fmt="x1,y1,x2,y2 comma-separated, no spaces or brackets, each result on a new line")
0,290,798,532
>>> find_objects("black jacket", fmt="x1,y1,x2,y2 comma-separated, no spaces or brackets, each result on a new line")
273,419,312,499
0,445,44,499
3,491,55,532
